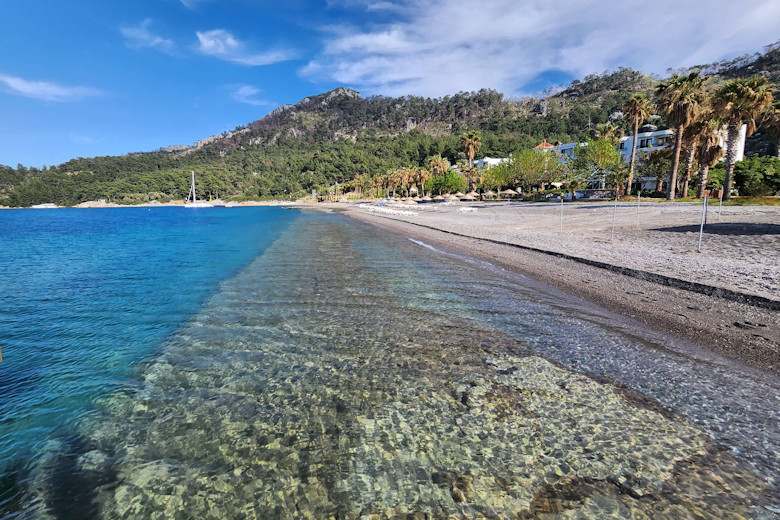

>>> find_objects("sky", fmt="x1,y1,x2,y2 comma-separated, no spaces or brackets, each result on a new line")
1,0,778,167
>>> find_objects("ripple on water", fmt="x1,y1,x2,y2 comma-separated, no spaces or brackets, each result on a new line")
14,213,771,519
3,211,777,519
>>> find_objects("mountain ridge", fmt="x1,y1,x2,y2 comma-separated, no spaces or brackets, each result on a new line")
2,43,778,206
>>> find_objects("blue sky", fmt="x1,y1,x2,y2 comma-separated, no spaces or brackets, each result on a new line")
1,0,778,167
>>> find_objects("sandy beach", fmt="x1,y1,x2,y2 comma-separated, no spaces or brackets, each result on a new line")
343,201,780,373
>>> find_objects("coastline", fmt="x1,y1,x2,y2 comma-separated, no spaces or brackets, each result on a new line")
341,203,780,374
1,200,308,209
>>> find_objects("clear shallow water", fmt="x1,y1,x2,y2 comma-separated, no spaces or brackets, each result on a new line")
0,208,778,519
0,207,299,506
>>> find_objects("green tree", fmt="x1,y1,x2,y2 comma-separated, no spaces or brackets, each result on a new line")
481,162,513,192
509,149,561,193
594,122,622,143
760,106,780,158
572,138,624,192
426,170,466,194
622,93,653,194
460,131,482,166
695,118,725,198
427,155,449,176
655,72,707,199
712,77,774,200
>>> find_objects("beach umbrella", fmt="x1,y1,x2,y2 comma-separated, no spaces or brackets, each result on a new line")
501,189,517,195
413,196,422,201
484,190,496,197
467,191,479,197
404,198,417,204
454,191,465,197
447,194,459,200
461,195,476,201
422,195,433,201
433,195,445,201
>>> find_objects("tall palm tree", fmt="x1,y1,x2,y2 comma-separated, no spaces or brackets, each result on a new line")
416,167,431,196
388,169,401,198
696,118,725,198
712,77,774,200
680,121,703,198
622,93,652,195
460,131,482,167
655,72,707,199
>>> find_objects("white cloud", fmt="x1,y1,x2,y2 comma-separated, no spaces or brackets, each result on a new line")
180,0,210,8
231,85,272,106
196,29,295,66
305,0,780,97
0,74,103,102
120,19,175,53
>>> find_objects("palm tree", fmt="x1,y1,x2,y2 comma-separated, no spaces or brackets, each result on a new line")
712,77,774,200
416,167,431,196
388,169,402,198
460,131,482,167
428,155,449,176
760,106,780,157
680,122,703,198
594,122,622,143
695,118,725,198
655,72,707,199
622,93,652,194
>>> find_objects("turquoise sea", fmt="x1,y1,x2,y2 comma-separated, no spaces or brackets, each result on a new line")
0,207,777,518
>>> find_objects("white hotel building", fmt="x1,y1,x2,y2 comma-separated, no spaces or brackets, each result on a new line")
549,126,747,191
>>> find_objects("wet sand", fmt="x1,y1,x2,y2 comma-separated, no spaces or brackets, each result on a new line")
343,202,780,373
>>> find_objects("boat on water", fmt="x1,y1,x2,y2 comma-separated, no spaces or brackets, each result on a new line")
30,203,59,209
185,171,213,208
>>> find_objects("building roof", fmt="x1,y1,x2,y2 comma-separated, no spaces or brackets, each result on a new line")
535,139,555,149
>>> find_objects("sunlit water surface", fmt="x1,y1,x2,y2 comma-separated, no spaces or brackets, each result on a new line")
0,208,777,519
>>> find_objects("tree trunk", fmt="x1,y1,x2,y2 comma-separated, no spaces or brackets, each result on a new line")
667,124,684,200
697,164,710,198
626,119,639,195
681,142,696,199
723,120,740,201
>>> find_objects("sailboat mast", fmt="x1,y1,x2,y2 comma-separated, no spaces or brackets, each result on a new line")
191,171,196,202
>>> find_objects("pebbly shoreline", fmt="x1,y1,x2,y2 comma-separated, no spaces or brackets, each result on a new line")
342,202,780,373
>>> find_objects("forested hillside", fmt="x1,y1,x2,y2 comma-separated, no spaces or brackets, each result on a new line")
2,43,778,206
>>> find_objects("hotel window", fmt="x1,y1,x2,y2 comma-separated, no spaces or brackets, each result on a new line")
619,142,625,150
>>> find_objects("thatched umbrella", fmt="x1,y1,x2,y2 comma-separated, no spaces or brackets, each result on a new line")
467,191,479,197
421,195,433,202
433,195,445,201
454,191,465,197
404,198,417,204
500,189,517,196
413,196,422,201
461,195,476,201
484,190,497,198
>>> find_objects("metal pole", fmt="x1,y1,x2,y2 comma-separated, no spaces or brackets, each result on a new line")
636,191,640,230
718,191,723,221
611,195,618,240
697,192,709,253
560,195,563,232
704,190,709,224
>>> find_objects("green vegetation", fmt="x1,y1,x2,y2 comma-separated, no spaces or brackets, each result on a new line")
2,45,779,207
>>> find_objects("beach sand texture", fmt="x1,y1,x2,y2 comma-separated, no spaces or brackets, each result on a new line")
347,201,780,372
